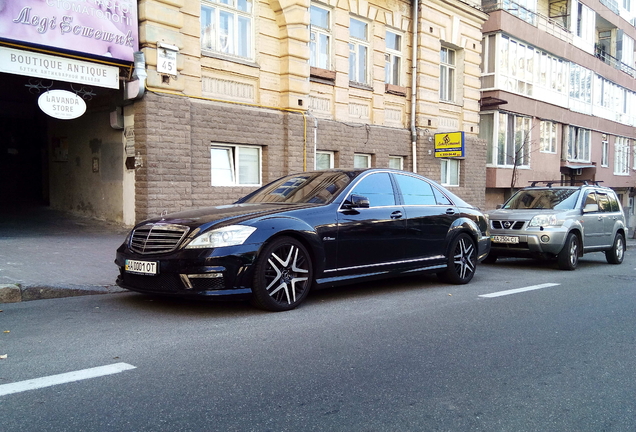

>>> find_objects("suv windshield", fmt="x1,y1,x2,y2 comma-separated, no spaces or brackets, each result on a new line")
504,189,580,210
237,171,356,204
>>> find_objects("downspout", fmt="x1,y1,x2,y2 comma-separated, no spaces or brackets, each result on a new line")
125,51,147,100
410,0,419,173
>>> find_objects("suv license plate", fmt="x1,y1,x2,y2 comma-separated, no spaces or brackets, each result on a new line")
492,235,519,244
125,259,158,275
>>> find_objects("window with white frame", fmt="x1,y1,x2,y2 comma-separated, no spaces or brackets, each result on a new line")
566,126,591,162
385,30,402,86
601,140,609,167
315,151,334,170
210,144,261,186
614,137,631,175
573,1,595,44
441,159,460,186
484,112,531,167
389,156,403,169
440,47,456,102
201,0,253,59
539,120,557,153
349,18,369,84
354,153,371,168
310,4,331,70
569,63,592,103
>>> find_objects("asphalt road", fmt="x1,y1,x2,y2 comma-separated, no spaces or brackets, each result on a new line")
1,250,635,432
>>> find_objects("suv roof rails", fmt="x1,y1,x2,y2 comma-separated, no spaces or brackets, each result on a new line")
528,180,604,187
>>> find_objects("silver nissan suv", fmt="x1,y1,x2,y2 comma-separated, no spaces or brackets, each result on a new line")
486,182,627,270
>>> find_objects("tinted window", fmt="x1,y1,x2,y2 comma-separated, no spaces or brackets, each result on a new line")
394,174,436,205
597,192,611,212
238,171,354,204
350,173,395,207
607,192,620,212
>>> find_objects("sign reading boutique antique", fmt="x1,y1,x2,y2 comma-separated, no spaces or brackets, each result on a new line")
0,46,120,89
0,0,138,62
434,132,465,158
38,89,87,120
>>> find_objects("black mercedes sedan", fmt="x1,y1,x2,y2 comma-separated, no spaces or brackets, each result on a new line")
115,169,490,311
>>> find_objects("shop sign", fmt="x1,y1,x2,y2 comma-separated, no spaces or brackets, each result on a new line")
0,47,120,89
434,132,465,158
0,0,138,62
38,90,87,120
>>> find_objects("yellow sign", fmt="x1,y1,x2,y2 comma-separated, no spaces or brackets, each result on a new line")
434,132,465,158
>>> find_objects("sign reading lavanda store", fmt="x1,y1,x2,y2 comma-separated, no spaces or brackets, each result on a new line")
0,46,120,89
38,89,86,120
0,0,138,62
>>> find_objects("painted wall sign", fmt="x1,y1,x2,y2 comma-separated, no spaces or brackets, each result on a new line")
0,46,120,89
0,0,138,62
38,90,87,120
434,132,465,158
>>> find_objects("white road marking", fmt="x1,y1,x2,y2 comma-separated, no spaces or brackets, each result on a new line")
0,362,136,397
479,283,561,298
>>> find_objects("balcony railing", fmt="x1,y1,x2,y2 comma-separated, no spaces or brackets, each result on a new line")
595,45,636,78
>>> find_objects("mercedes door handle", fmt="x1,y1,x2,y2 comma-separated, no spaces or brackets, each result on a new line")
391,211,403,219
446,208,456,215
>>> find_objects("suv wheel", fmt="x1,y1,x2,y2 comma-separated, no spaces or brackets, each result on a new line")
557,233,579,271
605,233,625,265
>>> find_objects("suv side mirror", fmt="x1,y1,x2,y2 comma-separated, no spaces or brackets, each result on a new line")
343,194,370,209
496,204,503,209
583,203,599,213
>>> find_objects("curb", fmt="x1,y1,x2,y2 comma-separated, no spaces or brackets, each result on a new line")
0,283,126,304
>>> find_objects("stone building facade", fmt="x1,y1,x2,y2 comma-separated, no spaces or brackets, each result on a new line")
130,0,489,221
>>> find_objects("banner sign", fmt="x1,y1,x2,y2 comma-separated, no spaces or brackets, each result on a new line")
0,46,120,89
0,0,138,62
434,132,465,158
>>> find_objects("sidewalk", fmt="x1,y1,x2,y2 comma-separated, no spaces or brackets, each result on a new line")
0,204,130,303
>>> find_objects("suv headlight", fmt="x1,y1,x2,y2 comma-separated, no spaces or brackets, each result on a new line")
186,225,257,249
528,215,560,227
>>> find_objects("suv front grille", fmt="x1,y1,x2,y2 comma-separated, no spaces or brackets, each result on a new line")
492,220,525,230
129,224,190,254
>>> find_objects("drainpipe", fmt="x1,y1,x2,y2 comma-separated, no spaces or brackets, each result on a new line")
125,51,147,100
410,0,419,173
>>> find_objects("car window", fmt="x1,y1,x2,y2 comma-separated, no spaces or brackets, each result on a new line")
583,192,597,210
607,192,620,212
238,171,354,204
433,187,452,205
504,189,580,210
394,174,436,205
350,172,396,207
597,192,611,212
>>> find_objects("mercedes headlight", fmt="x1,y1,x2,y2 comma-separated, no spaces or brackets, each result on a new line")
528,215,560,227
186,225,257,249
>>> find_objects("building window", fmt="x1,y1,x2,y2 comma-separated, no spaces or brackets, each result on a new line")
315,151,334,170
441,159,460,186
569,63,592,103
310,4,331,70
566,126,591,162
601,140,609,167
614,137,631,175
440,47,455,102
210,144,261,186
349,18,369,84
385,30,402,86
354,153,371,168
539,120,557,153
389,156,403,169
487,112,531,167
201,0,253,59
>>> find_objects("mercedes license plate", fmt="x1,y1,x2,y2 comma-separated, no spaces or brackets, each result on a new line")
125,259,158,275
492,235,519,244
